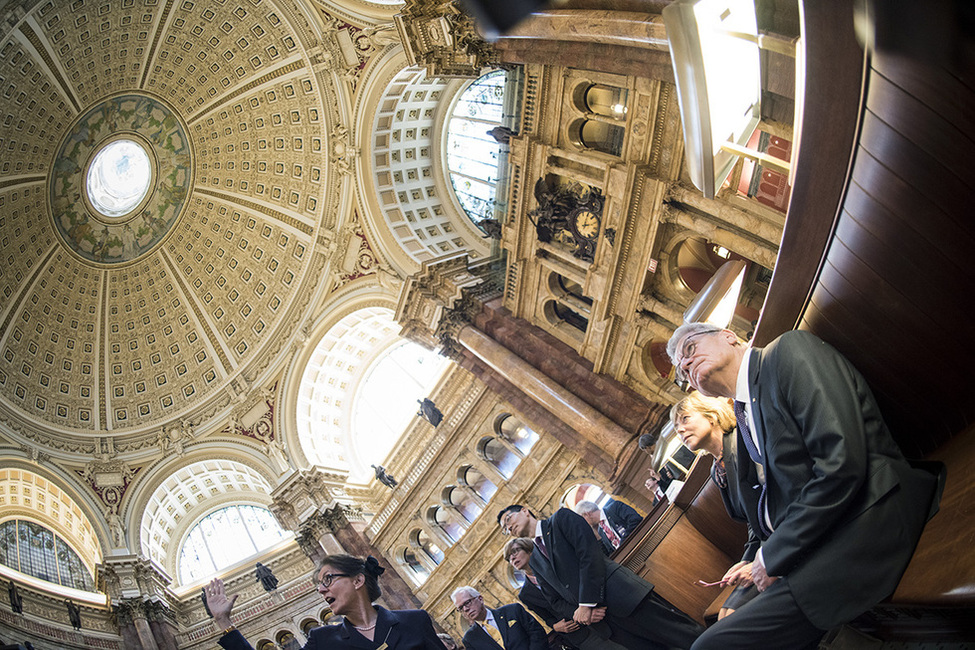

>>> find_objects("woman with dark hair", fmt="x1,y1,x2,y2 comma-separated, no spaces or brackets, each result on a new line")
207,554,447,649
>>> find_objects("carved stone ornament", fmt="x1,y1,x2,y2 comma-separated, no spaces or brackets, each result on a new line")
394,0,500,78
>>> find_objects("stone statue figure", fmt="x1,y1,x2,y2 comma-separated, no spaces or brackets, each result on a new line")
416,398,443,427
8,580,23,614
65,599,82,630
255,562,278,592
372,464,398,489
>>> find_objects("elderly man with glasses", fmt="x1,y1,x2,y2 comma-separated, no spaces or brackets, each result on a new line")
667,323,944,649
451,585,546,650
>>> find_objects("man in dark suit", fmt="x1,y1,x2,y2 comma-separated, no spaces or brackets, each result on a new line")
504,537,629,650
668,323,944,649
451,586,547,650
498,505,702,650
603,498,643,540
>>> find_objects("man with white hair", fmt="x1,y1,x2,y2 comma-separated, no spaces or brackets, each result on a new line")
451,585,546,650
667,323,943,649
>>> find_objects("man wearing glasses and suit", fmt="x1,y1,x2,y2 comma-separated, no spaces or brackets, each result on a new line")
667,323,944,649
451,585,547,650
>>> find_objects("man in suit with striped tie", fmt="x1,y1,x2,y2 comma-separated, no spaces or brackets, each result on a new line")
452,586,547,650
668,323,943,649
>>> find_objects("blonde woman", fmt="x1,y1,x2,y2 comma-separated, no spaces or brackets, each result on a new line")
671,392,760,620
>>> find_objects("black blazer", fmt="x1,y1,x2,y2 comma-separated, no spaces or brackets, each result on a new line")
461,603,547,650
529,508,652,622
603,499,642,540
217,606,447,650
518,579,591,646
714,428,760,563
735,331,944,628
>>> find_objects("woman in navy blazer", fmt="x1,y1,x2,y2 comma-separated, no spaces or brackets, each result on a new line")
671,392,760,619
207,554,447,650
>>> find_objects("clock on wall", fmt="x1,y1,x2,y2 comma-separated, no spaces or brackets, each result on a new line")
569,207,601,241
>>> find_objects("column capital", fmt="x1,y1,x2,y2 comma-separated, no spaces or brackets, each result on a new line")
395,252,503,354
98,554,171,603
269,467,348,531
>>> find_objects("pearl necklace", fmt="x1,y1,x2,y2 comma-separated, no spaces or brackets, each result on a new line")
353,622,378,631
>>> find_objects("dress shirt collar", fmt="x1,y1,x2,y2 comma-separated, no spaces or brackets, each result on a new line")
735,344,752,403
483,608,499,630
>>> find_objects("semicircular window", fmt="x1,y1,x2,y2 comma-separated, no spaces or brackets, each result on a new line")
0,520,95,592
446,70,508,225
177,505,289,584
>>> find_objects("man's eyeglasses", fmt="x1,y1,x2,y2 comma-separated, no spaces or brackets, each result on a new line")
456,596,479,612
500,511,516,536
674,331,710,379
318,573,351,589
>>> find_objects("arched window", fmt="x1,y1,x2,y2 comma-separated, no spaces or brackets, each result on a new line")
446,70,509,225
177,505,289,584
494,414,539,455
0,520,95,592
478,437,520,478
561,483,612,511
443,485,483,523
322,608,342,626
459,465,497,503
428,505,464,543
300,619,318,637
399,546,430,584
582,84,629,119
670,236,767,326
412,529,444,565
257,640,276,650
544,300,589,333
506,563,526,589
571,118,625,157
277,630,301,650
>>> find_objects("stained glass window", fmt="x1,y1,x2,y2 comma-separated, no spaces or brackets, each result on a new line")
177,505,289,584
446,70,507,224
0,520,95,592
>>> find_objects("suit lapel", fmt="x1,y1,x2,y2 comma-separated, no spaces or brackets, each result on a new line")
529,521,560,598
747,347,769,468
542,519,558,574
493,608,509,646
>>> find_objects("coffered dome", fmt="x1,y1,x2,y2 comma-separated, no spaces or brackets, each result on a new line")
0,0,342,439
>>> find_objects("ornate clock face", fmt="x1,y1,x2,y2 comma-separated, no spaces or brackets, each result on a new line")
571,209,600,240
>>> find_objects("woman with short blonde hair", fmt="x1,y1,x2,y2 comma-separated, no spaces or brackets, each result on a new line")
671,391,759,620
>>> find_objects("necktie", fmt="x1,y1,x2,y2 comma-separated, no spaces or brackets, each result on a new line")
599,521,621,548
534,536,549,559
711,457,727,489
483,622,505,648
733,400,773,537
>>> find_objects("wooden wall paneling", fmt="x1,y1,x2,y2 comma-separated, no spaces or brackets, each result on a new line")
892,423,975,606
866,71,975,194
681,473,748,562
802,259,947,455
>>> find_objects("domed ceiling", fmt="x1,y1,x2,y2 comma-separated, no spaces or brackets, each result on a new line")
0,0,342,439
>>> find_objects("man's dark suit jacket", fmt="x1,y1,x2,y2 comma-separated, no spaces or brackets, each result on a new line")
529,508,653,636
217,606,447,650
734,330,943,629
602,499,643,540
715,428,760,564
518,578,592,646
461,603,547,650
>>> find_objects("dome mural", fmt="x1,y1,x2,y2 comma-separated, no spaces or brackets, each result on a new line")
49,94,192,265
